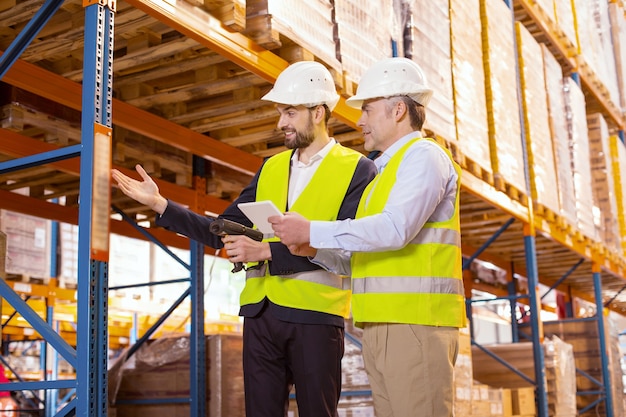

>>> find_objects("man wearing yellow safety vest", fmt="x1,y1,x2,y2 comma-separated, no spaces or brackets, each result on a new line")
111,61,377,417
270,57,467,417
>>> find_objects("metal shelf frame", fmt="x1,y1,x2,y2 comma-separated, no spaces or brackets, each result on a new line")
0,0,623,416
0,1,209,412
462,2,616,417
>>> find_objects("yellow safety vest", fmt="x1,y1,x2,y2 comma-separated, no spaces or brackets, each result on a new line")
239,143,363,318
351,138,467,327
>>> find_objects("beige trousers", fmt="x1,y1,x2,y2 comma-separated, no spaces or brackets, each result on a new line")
362,323,459,417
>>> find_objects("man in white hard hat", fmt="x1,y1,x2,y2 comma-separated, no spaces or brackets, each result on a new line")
270,57,467,417
111,61,377,417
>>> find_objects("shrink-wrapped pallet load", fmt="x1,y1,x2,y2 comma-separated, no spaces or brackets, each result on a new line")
516,22,559,216
404,0,455,142
563,78,595,239
471,336,577,417
534,0,556,23
245,0,340,72
573,0,620,107
480,0,526,194
334,0,393,84
587,113,620,251
0,210,50,280
543,319,625,417
111,334,245,417
609,2,626,112
449,0,491,176
542,45,577,227
553,0,578,53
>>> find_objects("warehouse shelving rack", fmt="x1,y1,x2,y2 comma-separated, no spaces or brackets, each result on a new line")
0,1,211,415
0,0,625,416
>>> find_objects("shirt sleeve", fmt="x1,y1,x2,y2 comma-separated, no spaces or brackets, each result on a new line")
311,141,455,252
310,248,352,275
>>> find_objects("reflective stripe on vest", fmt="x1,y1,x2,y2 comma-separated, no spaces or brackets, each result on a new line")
239,143,363,317
247,263,351,290
410,227,460,246
352,276,464,295
351,138,466,328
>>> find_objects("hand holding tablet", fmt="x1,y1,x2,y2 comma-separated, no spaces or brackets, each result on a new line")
237,201,284,238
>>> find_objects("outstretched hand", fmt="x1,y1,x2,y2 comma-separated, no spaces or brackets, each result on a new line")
111,164,168,214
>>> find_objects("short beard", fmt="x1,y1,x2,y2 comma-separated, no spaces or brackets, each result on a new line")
284,116,315,149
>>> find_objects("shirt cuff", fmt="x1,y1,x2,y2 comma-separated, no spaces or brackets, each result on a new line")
310,220,339,249
310,248,351,276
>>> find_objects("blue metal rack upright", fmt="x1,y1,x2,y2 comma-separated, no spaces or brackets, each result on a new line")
0,0,116,415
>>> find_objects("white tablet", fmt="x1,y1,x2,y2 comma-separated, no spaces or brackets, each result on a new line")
237,200,284,237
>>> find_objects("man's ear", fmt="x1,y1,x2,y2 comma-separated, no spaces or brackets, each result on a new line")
395,100,407,121
314,105,325,122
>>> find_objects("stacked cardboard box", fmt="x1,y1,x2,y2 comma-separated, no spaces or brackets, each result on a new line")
516,21,560,216
110,333,244,417
471,336,576,416
553,0,577,52
573,0,620,107
542,45,577,227
542,319,625,417
244,0,341,72
587,113,620,251
609,2,626,112
449,0,491,176
334,0,393,84
0,210,50,280
405,0,456,143
563,78,595,239
480,0,525,193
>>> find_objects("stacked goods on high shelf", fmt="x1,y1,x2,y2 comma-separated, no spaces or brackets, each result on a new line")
516,21,560,217
563,77,595,240
449,0,492,181
403,0,456,143
587,114,621,252
480,0,526,195
554,0,577,52
542,319,625,417
109,333,244,417
542,44,578,227
574,0,620,107
609,2,626,112
0,210,50,282
471,336,577,417
334,0,393,85
244,0,340,72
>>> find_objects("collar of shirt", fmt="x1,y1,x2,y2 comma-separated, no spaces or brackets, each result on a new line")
291,138,337,167
374,131,423,173
288,139,337,208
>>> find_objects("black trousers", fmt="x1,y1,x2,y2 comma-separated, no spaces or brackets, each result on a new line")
242,308,345,417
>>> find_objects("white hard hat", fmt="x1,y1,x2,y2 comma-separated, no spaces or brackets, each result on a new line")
262,61,340,111
345,57,433,109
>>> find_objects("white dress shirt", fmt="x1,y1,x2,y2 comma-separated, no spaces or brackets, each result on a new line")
288,139,337,209
312,132,459,274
